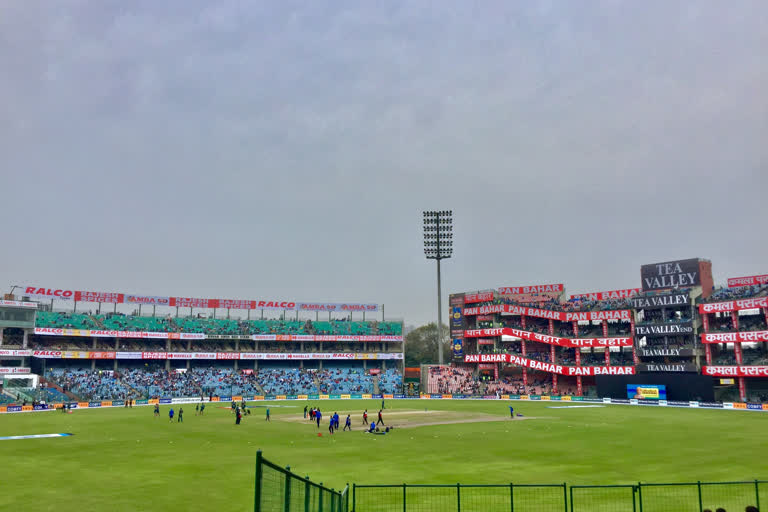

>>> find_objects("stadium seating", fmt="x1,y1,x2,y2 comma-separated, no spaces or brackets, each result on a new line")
257,368,316,395
47,369,134,400
317,368,373,394
35,311,100,330
378,369,402,394
427,366,479,394
702,284,768,303
42,387,70,402
35,312,403,337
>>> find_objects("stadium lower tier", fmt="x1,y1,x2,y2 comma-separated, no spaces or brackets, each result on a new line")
38,365,403,401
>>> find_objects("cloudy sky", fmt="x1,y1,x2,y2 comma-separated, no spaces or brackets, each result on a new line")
1,1,766,325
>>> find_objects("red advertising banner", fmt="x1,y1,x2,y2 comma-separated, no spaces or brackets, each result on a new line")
703,366,768,378
498,284,564,295
727,275,768,288
77,291,123,303
172,297,218,308
18,284,379,311
463,353,635,376
463,304,631,322
570,288,641,301
464,327,633,348
699,297,768,314
701,331,768,343
464,292,495,304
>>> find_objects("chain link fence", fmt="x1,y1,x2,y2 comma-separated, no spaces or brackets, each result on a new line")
254,451,349,512
350,481,766,511
252,453,764,512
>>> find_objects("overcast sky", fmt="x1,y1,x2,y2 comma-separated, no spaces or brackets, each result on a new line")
1,1,766,325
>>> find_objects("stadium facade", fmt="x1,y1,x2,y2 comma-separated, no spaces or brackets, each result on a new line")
0,286,404,404
450,258,768,403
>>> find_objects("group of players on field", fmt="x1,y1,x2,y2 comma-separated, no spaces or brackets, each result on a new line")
304,405,388,434
151,399,390,432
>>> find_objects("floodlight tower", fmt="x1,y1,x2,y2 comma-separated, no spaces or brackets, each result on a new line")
423,210,453,365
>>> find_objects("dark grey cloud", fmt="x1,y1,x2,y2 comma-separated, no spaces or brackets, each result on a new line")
1,1,766,324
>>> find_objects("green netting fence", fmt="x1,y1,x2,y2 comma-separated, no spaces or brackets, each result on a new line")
352,481,765,511
253,453,765,512
254,451,349,512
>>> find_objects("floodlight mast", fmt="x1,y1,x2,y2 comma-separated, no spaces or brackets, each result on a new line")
423,210,453,365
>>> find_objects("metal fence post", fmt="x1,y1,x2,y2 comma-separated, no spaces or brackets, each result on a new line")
457,483,461,512
632,485,637,512
284,467,292,512
254,450,263,512
403,483,407,512
509,483,514,512
563,482,568,512
697,481,702,512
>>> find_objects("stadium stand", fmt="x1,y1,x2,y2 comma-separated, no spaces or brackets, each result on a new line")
378,368,403,394
35,311,402,337
427,366,479,394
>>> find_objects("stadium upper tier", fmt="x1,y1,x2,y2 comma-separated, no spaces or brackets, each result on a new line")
699,284,768,303
34,312,402,337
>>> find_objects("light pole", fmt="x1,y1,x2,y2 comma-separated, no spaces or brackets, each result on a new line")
423,210,453,365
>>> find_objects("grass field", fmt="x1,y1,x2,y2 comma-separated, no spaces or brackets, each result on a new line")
2,400,767,511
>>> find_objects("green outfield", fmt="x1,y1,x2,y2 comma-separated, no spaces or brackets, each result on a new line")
2,400,767,511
